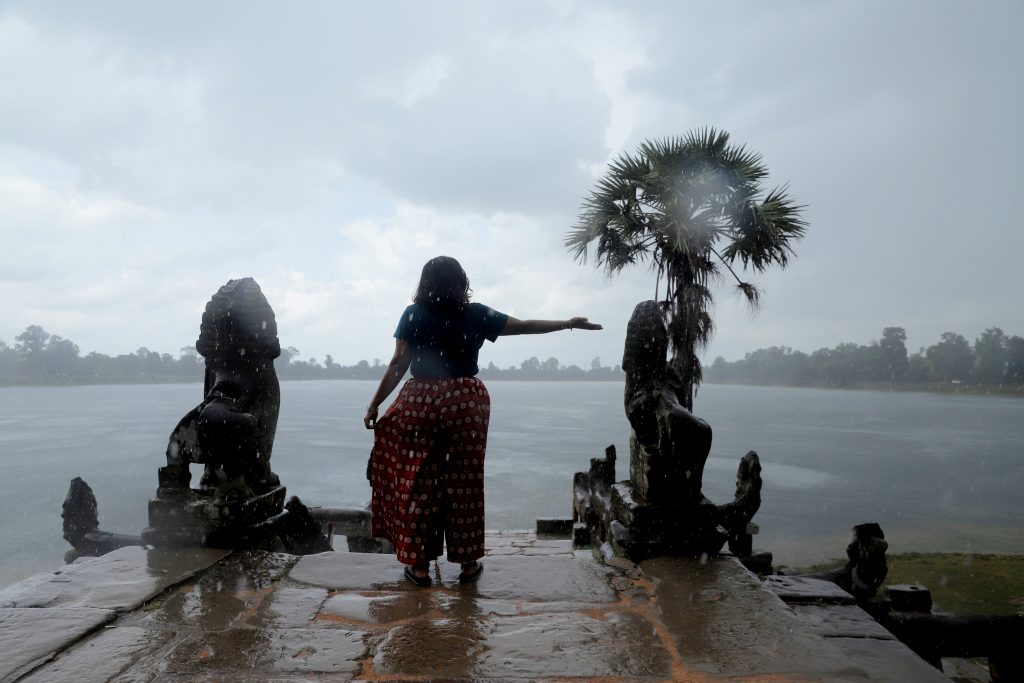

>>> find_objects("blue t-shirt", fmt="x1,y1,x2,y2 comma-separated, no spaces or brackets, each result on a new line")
394,302,508,378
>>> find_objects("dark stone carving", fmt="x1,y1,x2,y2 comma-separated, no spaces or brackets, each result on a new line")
623,301,713,505
718,451,763,556
572,445,618,549
62,477,142,561
802,522,889,602
142,278,297,549
169,276,282,497
62,477,99,549
573,301,763,561
278,496,334,554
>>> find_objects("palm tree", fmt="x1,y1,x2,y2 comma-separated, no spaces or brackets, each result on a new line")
566,128,806,410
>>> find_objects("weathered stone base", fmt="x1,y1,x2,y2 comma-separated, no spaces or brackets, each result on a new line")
606,484,727,561
572,446,729,562
141,485,288,548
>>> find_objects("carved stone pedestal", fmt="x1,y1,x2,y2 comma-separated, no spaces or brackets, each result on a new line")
573,445,732,561
608,483,726,559
142,485,288,549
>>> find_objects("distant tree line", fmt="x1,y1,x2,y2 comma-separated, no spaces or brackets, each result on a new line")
0,325,624,386
478,356,623,381
280,352,625,382
8,323,1022,393
704,326,1024,392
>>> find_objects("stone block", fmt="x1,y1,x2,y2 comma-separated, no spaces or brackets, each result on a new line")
572,521,591,547
373,611,672,679
763,575,857,605
0,546,230,611
156,627,365,676
143,486,289,548
728,532,752,556
321,592,438,624
0,607,115,681
535,517,574,537
737,550,773,575
641,556,882,679
789,604,896,640
886,583,933,612
464,555,618,602
19,626,165,683
829,636,952,682
291,552,418,592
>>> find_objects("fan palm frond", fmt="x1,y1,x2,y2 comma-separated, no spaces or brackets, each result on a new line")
721,185,807,272
736,282,762,311
567,129,806,409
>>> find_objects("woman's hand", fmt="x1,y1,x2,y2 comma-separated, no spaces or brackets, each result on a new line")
569,316,602,331
362,340,411,428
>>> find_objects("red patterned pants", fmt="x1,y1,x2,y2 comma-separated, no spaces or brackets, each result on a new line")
369,376,490,565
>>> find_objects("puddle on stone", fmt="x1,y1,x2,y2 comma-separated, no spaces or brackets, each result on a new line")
320,591,441,624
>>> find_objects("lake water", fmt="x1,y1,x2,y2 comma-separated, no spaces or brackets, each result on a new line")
1,380,1022,588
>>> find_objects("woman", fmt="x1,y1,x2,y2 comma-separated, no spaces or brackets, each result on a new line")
363,256,601,586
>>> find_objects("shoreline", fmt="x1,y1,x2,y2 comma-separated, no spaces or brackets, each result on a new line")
703,379,1024,398
2,376,1023,398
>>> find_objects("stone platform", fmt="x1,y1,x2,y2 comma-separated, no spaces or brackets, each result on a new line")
0,532,951,682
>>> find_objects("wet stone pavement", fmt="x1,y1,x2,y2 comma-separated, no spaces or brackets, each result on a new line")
0,531,950,682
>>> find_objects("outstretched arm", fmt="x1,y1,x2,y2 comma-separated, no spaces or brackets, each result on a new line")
363,339,412,429
499,316,602,336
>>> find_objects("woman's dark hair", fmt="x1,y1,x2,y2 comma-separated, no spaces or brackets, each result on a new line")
414,256,471,309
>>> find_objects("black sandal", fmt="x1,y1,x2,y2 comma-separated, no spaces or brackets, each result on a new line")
404,565,432,587
459,561,483,583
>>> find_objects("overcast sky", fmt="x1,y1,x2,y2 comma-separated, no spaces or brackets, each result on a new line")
2,1,1022,370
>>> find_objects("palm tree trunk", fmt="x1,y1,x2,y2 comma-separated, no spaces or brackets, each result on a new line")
668,261,698,412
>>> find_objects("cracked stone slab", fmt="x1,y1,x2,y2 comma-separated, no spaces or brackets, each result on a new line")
517,599,623,615
292,553,617,603
0,607,115,681
142,552,308,633
152,627,366,676
0,546,230,611
20,626,163,683
510,539,572,548
291,552,419,591
480,611,672,678
319,590,518,626
790,604,897,640
458,555,618,602
521,546,573,556
261,585,330,629
321,591,444,624
122,677,353,683
482,545,520,555
762,575,857,605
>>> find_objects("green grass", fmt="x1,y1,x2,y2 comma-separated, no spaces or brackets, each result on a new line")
795,553,1024,616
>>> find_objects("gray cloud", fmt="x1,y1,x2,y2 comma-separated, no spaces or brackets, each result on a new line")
1,0,1021,369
